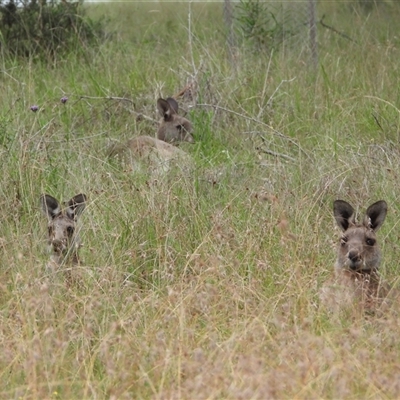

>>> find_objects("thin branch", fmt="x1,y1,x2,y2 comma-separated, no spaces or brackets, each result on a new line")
77,95,158,123
39,131,109,144
257,134,295,161
372,113,384,132
267,77,297,108
364,95,400,115
191,102,309,158
174,83,194,99
256,146,296,162
79,95,134,104
187,1,198,77
256,49,274,119
320,15,357,44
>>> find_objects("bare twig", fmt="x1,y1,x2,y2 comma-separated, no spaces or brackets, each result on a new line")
79,95,134,104
372,113,384,132
241,131,293,161
256,49,274,120
174,83,195,100
40,131,109,144
187,2,198,77
309,0,318,68
256,146,296,162
320,15,357,44
191,102,309,159
267,77,297,108
364,95,400,115
77,95,158,124
258,134,295,161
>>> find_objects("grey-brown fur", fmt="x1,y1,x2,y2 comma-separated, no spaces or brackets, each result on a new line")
334,200,387,275
321,200,390,313
108,97,194,162
156,97,194,144
40,193,87,267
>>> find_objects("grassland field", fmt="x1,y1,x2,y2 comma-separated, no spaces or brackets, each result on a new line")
1,1,400,398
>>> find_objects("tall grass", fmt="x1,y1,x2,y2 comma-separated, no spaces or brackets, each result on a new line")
1,2,400,398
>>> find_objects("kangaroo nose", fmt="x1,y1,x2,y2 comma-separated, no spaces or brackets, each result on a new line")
348,251,361,267
52,239,65,252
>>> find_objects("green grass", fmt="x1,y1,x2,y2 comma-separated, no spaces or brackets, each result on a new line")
1,1,400,398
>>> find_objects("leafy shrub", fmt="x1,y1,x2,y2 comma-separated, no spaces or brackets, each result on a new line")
354,0,398,13
234,0,297,51
0,0,105,60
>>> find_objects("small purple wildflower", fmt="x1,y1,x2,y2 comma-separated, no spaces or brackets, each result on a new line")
30,105,39,112
60,96,68,104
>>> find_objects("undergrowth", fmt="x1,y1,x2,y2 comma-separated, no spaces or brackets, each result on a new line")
0,2,400,399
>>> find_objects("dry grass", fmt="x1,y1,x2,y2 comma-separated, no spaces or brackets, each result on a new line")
1,2,400,398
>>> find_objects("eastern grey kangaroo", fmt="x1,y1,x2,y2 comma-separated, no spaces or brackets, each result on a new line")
40,193,87,267
321,200,390,313
108,97,194,164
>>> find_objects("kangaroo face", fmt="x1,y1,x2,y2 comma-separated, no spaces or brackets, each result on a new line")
334,200,387,274
40,194,87,264
157,97,194,144
47,215,77,257
336,225,380,272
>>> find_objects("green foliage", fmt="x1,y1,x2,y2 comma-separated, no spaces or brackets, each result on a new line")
0,0,105,60
0,114,13,150
234,0,294,50
354,0,399,13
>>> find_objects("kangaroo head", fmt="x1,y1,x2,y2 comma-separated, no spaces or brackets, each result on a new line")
156,97,194,144
333,200,387,274
40,194,87,263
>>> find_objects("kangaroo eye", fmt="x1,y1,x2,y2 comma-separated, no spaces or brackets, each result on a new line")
48,226,53,235
67,226,74,236
340,237,348,246
176,125,183,131
366,238,375,246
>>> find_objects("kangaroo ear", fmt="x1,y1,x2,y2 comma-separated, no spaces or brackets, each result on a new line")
40,194,61,220
333,200,355,231
364,200,387,231
166,97,179,113
66,194,87,221
157,98,177,121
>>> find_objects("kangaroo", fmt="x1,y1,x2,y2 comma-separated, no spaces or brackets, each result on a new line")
321,200,390,313
40,193,87,268
155,97,194,144
108,97,194,166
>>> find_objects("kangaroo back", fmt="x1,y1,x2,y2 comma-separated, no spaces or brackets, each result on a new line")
107,98,194,172
40,193,87,267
